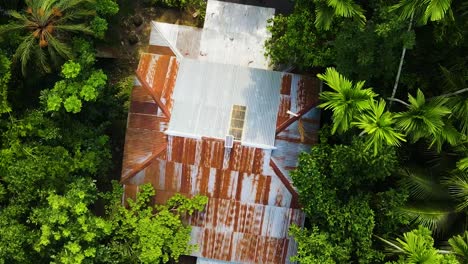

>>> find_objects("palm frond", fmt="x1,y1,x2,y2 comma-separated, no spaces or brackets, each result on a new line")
44,32,72,60
429,120,461,152
57,0,95,13
444,173,468,211
54,24,93,34
55,9,96,22
352,99,405,154
13,34,36,76
315,3,335,30
318,68,377,134
440,66,465,92
457,157,468,172
399,167,449,200
424,0,453,22
395,89,451,142
0,23,29,35
7,10,31,24
391,0,422,21
375,235,405,254
400,206,453,235
391,0,453,24
326,0,366,25
34,44,50,73
377,226,441,262
448,231,468,261
447,96,468,135
397,229,440,263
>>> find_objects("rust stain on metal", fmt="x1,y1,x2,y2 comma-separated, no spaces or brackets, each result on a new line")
163,59,179,112
276,75,320,133
296,77,319,111
121,50,321,263
280,74,292,95
150,55,171,98
148,45,176,56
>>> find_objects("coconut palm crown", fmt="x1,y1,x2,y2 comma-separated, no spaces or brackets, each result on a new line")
0,0,95,75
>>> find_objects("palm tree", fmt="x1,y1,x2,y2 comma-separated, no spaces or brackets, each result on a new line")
449,231,468,263
394,89,452,143
392,0,453,24
352,99,406,154
376,226,454,263
445,173,468,212
318,67,377,134
440,66,468,136
0,0,95,75
390,0,454,105
398,167,467,237
313,0,366,30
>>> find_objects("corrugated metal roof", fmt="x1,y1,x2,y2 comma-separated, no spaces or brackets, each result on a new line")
150,0,275,69
272,108,321,181
121,1,322,262
167,59,282,148
204,0,274,36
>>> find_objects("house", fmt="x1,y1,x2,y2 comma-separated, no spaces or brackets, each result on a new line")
120,1,321,263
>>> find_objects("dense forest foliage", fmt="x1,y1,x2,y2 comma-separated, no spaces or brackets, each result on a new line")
0,0,207,263
0,0,467,263
265,0,468,263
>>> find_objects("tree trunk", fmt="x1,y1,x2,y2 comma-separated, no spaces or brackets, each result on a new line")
390,12,415,105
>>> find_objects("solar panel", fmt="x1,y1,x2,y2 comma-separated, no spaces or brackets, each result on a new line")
229,105,246,141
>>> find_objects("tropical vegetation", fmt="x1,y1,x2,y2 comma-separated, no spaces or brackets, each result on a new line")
0,0,208,263
264,0,468,263
0,0,466,263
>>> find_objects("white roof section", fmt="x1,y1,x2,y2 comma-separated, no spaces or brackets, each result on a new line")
149,0,275,69
166,59,282,148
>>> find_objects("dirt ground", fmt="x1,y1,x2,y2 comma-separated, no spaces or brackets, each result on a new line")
99,1,200,85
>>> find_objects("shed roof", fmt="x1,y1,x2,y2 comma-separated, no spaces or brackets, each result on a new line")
150,0,275,69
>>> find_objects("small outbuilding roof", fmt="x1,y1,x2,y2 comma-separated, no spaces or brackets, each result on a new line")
150,0,275,69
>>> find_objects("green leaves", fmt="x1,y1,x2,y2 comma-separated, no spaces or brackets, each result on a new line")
102,184,208,263
320,68,466,153
318,67,377,134
378,226,462,263
0,52,11,114
313,0,366,30
42,61,107,113
31,178,111,264
61,60,81,78
353,99,406,154
395,89,451,142
445,173,468,211
0,0,116,75
264,9,334,69
64,95,82,113
396,226,440,263
392,0,453,24
290,140,399,263
290,225,351,264
449,231,468,262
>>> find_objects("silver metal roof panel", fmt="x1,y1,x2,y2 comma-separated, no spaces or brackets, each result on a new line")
166,59,281,148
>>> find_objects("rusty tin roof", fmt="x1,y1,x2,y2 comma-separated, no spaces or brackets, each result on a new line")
121,1,321,263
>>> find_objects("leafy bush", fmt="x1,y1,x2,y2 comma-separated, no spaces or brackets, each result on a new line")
150,0,207,21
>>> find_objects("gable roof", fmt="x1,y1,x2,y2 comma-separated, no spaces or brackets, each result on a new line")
122,1,322,263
